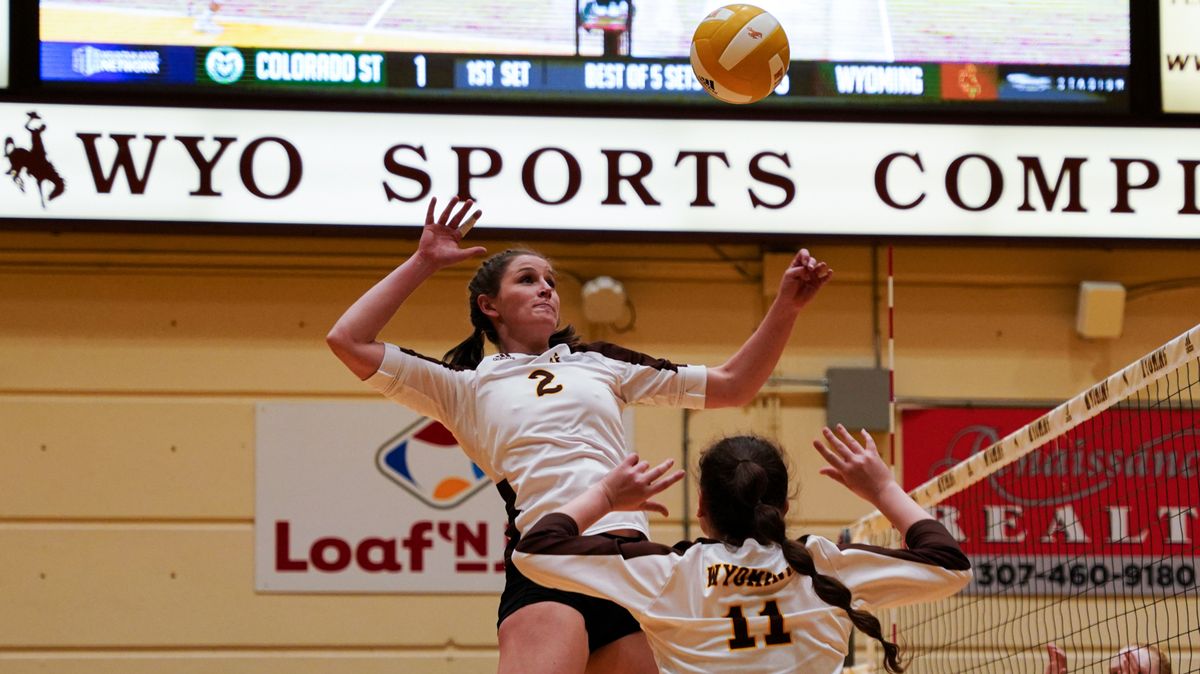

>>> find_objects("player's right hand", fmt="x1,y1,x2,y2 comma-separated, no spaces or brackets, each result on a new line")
598,454,686,517
812,425,894,502
415,195,487,269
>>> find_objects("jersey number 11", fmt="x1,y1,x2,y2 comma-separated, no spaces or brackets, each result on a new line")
724,600,792,650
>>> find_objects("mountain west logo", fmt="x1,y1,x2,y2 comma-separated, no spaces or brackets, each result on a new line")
376,418,489,509
5,111,66,209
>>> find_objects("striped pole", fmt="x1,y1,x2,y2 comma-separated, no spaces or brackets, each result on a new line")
888,245,896,465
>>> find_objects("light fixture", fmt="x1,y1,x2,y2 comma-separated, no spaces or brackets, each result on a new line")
581,276,634,330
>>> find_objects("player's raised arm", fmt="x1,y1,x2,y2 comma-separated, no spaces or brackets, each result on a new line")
326,196,486,379
705,248,831,408
812,424,931,536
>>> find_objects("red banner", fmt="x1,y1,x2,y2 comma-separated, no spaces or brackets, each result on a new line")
901,407,1200,557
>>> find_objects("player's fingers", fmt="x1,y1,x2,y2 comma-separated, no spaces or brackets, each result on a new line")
641,500,669,517
464,246,488,258
643,458,676,482
857,429,879,454
448,199,475,229
818,467,847,486
783,265,811,284
815,262,831,279
823,426,854,458
459,210,482,237
651,468,686,493
833,424,863,454
813,438,847,470
425,196,437,224
437,195,460,225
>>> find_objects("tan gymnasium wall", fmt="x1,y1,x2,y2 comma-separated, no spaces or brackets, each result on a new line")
1,228,1197,674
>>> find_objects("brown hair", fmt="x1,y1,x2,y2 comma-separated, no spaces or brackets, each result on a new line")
441,248,579,369
699,435,905,673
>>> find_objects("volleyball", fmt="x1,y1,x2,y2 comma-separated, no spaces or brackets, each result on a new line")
690,4,790,104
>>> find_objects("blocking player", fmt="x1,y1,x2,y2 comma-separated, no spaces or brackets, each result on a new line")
1045,642,1172,674
326,195,833,674
512,427,973,673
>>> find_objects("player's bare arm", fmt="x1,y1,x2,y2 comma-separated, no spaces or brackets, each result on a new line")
813,424,931,536
706,248,831,408
327,196,485,379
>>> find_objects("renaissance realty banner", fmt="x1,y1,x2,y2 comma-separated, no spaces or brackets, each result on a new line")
901,407,1199,596
2,102,1200,238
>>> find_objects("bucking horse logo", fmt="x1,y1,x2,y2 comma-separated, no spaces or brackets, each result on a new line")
5,111,66,208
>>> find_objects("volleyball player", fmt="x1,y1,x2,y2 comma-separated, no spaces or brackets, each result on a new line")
511,426,973,673
1045,642,1172,674
325,195,832,674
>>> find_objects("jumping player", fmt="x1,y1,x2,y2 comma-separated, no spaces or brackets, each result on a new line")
512,427,973,673
187,1,223,34
325,195,832,674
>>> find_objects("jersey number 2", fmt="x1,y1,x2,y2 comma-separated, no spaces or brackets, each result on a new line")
528,369,563,396
724,600,792,650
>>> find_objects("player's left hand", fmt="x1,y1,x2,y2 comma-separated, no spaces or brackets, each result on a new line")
812,425,893,503
1043,643,1067,674
598,454,685,517
776,248,832,311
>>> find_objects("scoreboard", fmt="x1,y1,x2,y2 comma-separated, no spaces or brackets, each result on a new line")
41,44,1131,110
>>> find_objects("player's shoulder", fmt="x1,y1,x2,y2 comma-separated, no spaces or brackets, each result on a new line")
570,341,683,371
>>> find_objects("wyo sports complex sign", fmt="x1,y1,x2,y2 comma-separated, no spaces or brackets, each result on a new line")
2,101,1200,239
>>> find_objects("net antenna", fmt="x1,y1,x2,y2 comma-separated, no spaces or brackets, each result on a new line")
849,323,1200,674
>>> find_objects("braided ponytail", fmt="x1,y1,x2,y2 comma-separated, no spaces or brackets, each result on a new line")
442,326,487,369
699,435,905,673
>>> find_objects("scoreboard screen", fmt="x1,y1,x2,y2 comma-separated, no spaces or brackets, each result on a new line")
39,0,1132,111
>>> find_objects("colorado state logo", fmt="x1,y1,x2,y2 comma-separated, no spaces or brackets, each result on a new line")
205,46,245,84
376,418,490,509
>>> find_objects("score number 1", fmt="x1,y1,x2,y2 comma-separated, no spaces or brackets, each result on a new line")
413,54,427,88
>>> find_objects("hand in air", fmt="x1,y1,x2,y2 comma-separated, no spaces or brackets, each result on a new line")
416,195,488,269
598,454,686,517
776,248,832,311
1043,643,1067,674
812,425,894,502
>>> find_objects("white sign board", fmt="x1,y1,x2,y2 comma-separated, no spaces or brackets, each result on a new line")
255,401,508,593
0,0,8,89
2,102,1199,238
1162,0,1200,113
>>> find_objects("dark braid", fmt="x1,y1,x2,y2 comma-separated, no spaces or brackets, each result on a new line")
699,435,905,673
442,249,580,369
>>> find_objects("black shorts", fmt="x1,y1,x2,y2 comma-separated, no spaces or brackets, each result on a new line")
498,532,643,653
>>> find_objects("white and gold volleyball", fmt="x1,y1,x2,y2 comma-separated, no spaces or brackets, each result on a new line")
690,4,790,104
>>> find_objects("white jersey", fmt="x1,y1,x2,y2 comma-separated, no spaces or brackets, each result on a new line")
367,341,706,536
512,517,972,674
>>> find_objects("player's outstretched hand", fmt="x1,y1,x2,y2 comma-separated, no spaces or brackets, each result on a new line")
812,424,894,503
415,195,487,269
1043,643,1067,674
598,454,686,517
776,248,832,311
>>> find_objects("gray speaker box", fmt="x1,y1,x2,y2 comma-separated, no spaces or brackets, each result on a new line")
825,367,891,432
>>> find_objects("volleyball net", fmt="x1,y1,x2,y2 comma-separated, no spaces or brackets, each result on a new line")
848,324,1200,673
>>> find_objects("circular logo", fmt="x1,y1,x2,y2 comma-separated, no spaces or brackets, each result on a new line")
205,47,245,85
